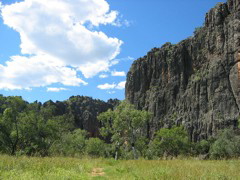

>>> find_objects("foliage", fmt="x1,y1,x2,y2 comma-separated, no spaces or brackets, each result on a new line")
147,126,190,158
85,138,108,157
210,129,240,159
50,129,87,156
0,96,26,155
98,100,152,159
194,140,210,155
1,95,240,160
0,96,75,156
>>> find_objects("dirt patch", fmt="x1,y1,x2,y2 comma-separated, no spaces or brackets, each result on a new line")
91,167,105,176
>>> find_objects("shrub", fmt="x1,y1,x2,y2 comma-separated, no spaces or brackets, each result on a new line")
194,140,211,155
85,138,107,157
210,129,240,159
50,129,87,156
147,126,190,159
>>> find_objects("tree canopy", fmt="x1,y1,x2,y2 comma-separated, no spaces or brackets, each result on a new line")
98,100,152,159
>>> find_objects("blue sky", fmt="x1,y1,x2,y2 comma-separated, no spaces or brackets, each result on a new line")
0,0,226,103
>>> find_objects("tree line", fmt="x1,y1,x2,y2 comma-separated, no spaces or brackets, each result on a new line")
0,95,240,159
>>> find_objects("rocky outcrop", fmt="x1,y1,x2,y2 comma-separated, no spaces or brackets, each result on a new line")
126,0,240,141
0,94,119,137
43,96,119,137
66,96,118,136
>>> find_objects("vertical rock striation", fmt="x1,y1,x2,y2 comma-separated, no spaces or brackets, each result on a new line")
126,0,240,141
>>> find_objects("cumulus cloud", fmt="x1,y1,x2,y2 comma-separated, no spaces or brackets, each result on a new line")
0,0,123,89
78,61,110,78
47,87,69,92
111,70,126,77
97,83,116,90
97,81,126,90
0,55,87,90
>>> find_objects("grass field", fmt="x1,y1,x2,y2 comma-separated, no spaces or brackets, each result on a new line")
0,155,239,179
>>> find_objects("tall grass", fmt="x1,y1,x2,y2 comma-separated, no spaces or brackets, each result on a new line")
0,155,239,179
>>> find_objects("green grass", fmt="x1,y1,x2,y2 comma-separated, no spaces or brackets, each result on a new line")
0,155,240,179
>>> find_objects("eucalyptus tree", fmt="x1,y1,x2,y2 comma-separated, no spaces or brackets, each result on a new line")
0,96,26,155
98,100,151,159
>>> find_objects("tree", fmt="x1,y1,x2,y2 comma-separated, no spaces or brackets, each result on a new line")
148,126,190,158
17,110,74,156
98,100,151,159
0,96,75,156
0,108,19,155
50,129,87,156
0,96,26,155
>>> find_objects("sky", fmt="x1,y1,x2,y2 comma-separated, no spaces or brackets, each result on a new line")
0,0,226,103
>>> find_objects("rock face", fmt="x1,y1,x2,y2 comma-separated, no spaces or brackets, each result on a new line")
43,96,119,137
126,0,240,141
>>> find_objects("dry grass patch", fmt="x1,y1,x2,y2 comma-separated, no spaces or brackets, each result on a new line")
91,167,105,176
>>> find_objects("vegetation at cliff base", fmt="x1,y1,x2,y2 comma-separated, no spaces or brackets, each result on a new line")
1,95,240,160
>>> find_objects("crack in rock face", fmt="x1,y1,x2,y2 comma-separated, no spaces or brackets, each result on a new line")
237,51,240,81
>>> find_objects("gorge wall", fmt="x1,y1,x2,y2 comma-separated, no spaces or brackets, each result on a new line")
125,0,240,141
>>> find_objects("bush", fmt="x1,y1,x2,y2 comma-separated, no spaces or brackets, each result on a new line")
50,129,87,156
194,140,211,155
85,138,107,157
147,126,190,159
210,129,240,159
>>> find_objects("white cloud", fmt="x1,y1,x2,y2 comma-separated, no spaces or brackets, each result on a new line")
125,56,134,61
111,14,131,27
97,83,116,90
97,81,126,90
99,74,108,78
109,59,119,66
111,70,126,77
118,56,134,61
78,61,110,78
0,55,87,90
107,91,116,94
109,56,134,66
47,87,69,92
116,81,126,89
1,0,123,88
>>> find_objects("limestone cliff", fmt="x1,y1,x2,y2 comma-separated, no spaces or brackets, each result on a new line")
126,0,240,141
